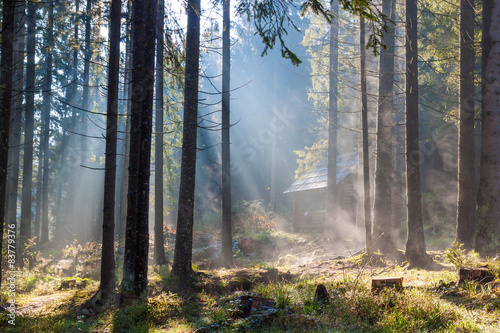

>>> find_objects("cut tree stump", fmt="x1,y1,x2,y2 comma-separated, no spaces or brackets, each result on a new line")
458,268,494,285
371,277,403,292
314,284,330,303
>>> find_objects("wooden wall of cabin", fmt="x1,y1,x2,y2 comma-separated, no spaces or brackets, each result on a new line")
290,173,358,232
292,189,326,232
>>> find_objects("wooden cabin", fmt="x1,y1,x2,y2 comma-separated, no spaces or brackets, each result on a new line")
284,153,358,232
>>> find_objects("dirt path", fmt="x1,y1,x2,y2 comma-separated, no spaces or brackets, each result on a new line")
16,291,74,317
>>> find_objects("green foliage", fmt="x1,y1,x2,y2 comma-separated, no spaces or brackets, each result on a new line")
485,259,500,280
113,301,150,332
233,199,281,235
5,244,500,332
445,242,481,270
298,6,361,178
294,139,327,179
24,276,37,292
234,199,269,220
237,0,390,66
463,280,479,296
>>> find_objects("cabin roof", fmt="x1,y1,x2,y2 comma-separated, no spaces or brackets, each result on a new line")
283,152,358,194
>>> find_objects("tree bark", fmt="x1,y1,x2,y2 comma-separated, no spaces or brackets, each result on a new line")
74,0,92,242
120,0,157,304
326,0,338,234
391,120,405,241
0,0,16,290
21,0,37,263
360,17,372,252
476,0,500,253
40,0,54,245
97,0,121,304
373,0,397,255
172,0,201,280
405,0,428,267
81,0,92,163
34,147,42,242
117,1,132,249
55,0,81,241
6,1,25,249
221,0,233,268
456,0,476,251
154,0,167,266
65,0,81,239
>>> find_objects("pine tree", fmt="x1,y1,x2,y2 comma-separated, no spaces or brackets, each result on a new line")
96,0,121,305
0,0,16,289
120,0,157,304
372,0,397,256
326,0,339,234
5,0,25,245
154,0,168,266
360,16,372,252
455,0,476,251
21,0,37,264
221,0,233,268
40,0,55,245
172,0,202,281
404,0,429,268
476,0,500,253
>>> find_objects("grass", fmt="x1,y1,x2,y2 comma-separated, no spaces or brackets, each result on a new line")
2,227,500,332
3,253,500,332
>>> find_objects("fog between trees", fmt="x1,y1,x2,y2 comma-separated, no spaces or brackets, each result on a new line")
0,0,499,305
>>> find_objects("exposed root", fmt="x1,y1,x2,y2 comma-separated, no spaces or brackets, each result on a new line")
78,287,116,317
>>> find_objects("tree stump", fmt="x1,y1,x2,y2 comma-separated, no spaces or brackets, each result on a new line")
314,284,330,303
371,277,403,293
458,268,494,285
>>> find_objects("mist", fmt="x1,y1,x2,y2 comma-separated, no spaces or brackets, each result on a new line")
1,0,480,278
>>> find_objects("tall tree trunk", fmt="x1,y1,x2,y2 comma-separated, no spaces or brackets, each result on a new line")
6,1,25,245
40,0,54,245
269,48,278,211
117,2,132,249
81,0,92,163
476,0,500,253
0,0,16,289
172,0,201,280
221,0,233,268
360,17,372,252
34,147,42,241
154,0,167,266
118,85,131,249
54,183,63,240
405,0,428,267
456,0,476,251
75,0,92,242
356,131,364,230
372,0,397,255
120,0,157,304
326,0,338,234
21,0,37,264
392,24,406,242
55,16,79,241
95,0,121,304
391,119,404,241
65,0,81,239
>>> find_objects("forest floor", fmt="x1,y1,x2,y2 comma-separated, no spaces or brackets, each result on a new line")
1,220,500,332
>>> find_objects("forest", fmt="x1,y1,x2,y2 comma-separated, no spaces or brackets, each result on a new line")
1,0,500,331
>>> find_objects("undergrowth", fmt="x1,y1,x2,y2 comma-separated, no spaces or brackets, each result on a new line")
2,233,500,332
